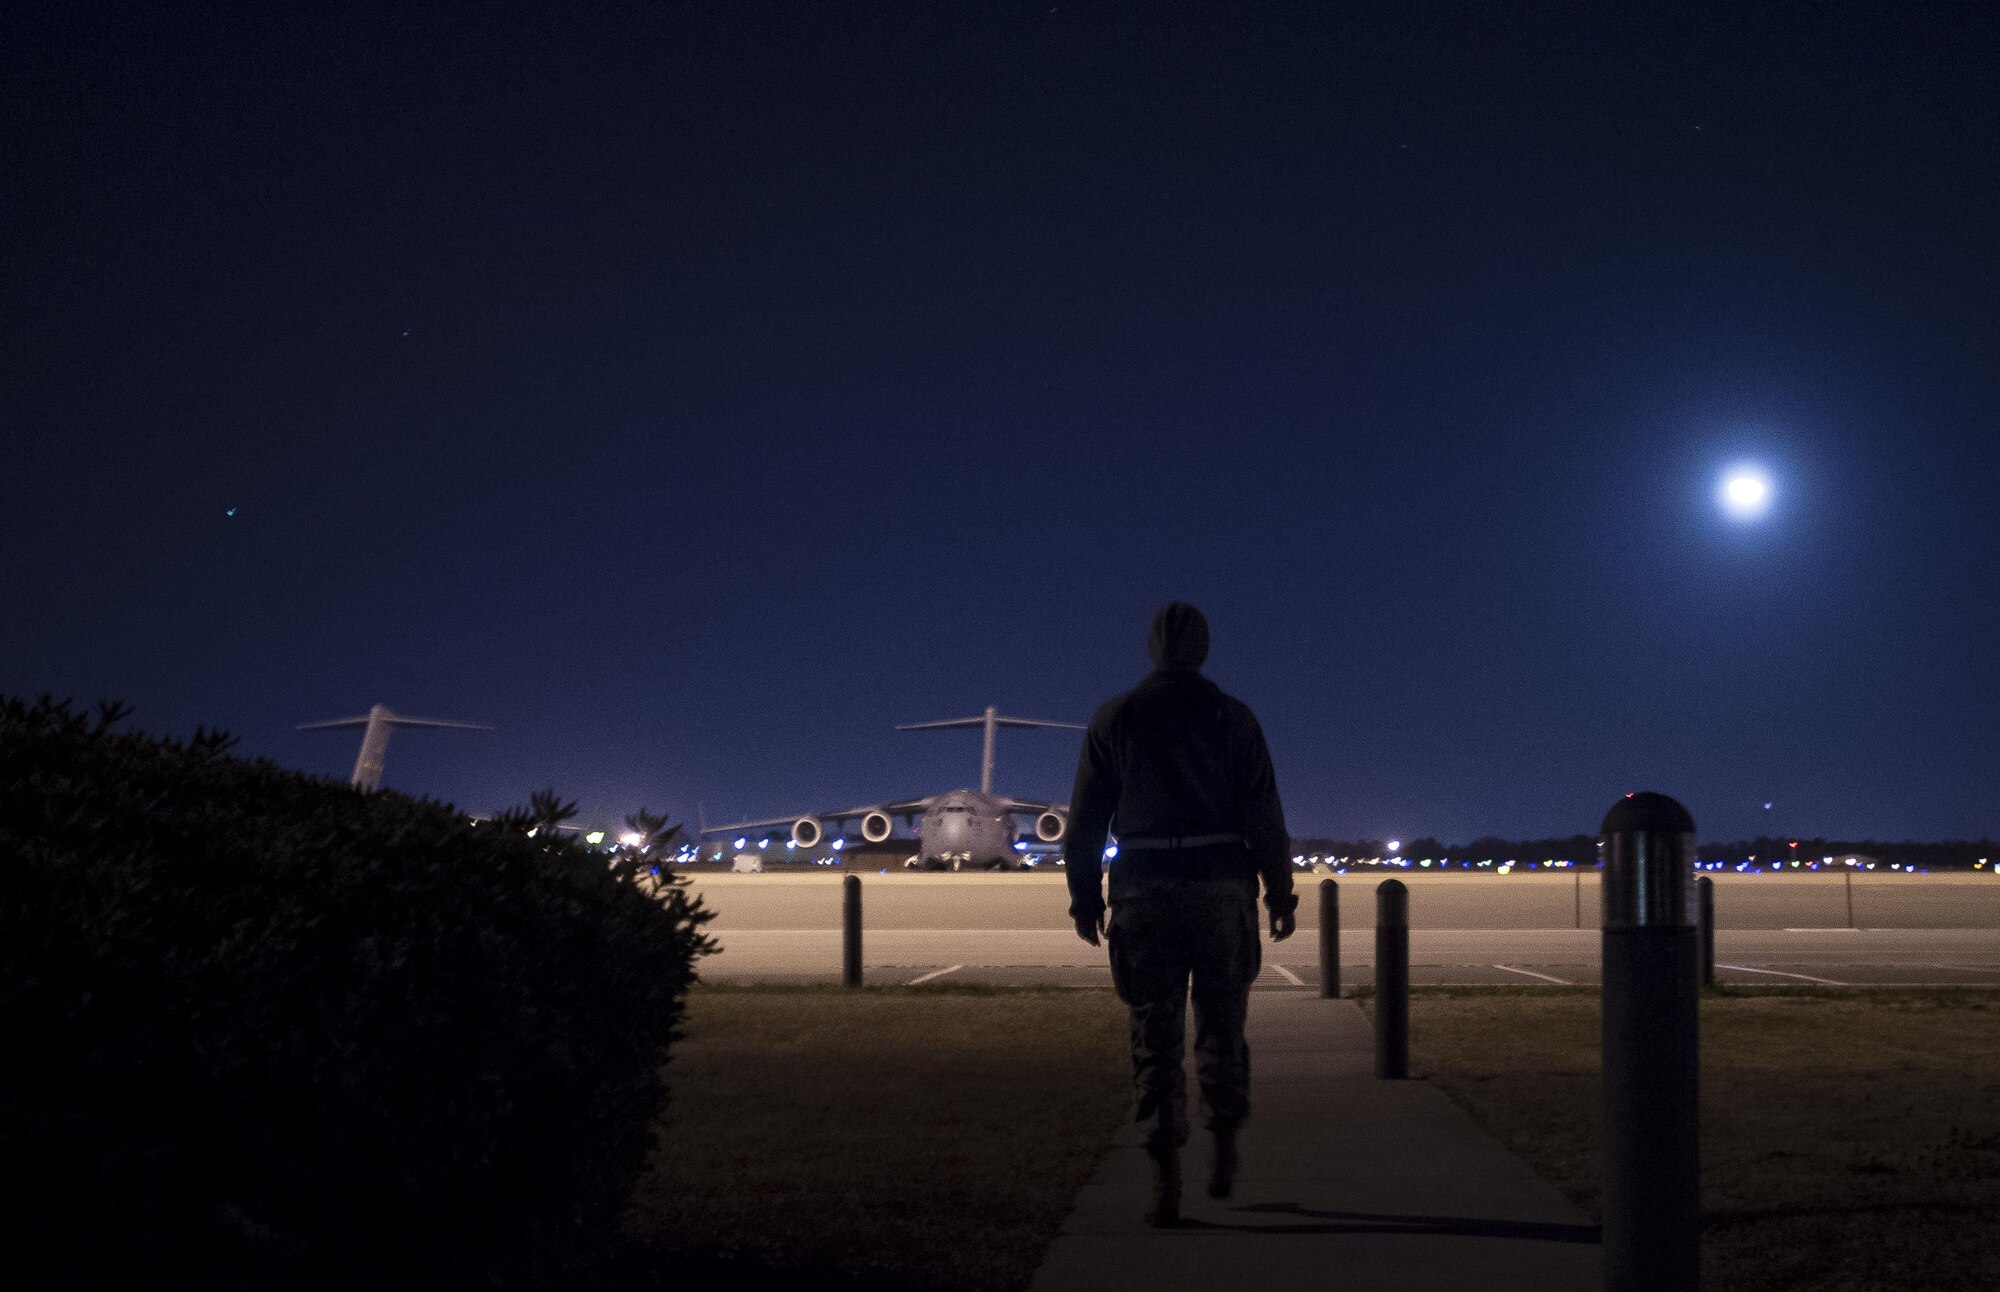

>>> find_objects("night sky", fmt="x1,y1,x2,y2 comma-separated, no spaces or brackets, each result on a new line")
7,2,1997,842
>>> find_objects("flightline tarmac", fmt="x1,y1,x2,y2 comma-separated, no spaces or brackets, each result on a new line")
687,872,2000,988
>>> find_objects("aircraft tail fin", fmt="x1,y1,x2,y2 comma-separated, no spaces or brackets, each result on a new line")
897,714,1083,731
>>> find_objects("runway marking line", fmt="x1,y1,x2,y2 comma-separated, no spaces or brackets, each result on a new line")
1717,963,1846,985
906,964,963,985
1266,963,1305,986
1493,964,1572,985
1782,927,1863,933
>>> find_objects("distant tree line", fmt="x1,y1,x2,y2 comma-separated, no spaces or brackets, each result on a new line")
1292,833,1998,871
1292,835,1599,864
1692,836,1997,870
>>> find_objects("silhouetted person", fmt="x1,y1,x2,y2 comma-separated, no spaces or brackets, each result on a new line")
1065,603,1296,1227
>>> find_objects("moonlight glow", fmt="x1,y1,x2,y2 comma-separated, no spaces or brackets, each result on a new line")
1720,468,1772,520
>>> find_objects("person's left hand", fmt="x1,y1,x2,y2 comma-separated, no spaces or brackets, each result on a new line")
1074,913,1106,946
1269,909,1296,942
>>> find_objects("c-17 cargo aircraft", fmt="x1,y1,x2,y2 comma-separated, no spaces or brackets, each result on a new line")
703,706,1083,870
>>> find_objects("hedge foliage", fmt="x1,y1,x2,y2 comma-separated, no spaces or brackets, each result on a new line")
0,697,715,1288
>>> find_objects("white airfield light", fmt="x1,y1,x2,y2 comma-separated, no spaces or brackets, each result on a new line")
1720,467,1772,520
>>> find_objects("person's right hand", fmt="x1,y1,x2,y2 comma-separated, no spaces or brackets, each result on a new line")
1074,914,1106,946
1269,909,1296,942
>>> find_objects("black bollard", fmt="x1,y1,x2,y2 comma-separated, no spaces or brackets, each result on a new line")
1697,874,1716,989
1319,878,1340,998
1375,879,1408,1079
842,873,863,988
1600,792,1700,1292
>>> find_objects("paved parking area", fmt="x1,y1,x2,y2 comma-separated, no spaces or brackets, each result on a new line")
700,920,2000,992
691,874,2000,989
687,871,2000,931
712,956,2000,990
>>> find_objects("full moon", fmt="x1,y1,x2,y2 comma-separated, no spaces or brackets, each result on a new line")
1720,468,1771,519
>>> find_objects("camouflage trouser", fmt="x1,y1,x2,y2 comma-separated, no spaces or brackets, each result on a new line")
1106,881,1261,1151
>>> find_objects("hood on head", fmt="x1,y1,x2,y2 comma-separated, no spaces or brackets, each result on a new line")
1147,603,1210,672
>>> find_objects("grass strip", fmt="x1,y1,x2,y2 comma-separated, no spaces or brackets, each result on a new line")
1393,986,2000,1291
629,984,1129,1292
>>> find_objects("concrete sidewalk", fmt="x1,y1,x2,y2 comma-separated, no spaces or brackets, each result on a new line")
1029,993,1599,1292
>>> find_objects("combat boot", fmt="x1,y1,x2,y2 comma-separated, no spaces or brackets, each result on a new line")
1144,1142,1182,1227
1207,1127,1239,1200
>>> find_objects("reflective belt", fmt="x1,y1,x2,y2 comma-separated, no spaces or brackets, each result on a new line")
1116,833,1244,850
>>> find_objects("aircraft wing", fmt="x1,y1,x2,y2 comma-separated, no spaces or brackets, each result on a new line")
803,800,931,822
700,799,932,836
699,814,810,836
999,798,1069,815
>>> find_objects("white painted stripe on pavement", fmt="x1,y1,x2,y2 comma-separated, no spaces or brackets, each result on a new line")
906,964,963,985
1783,927,1862,933
1267,963,1304,986
1717,963,1846,985
1493,963,1572,985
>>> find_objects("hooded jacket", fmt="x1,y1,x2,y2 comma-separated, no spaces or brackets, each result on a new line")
1063,605,1296,923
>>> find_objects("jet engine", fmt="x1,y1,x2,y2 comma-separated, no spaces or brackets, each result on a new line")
1034,810,1067,843
860,810,894,843
790,816,823,849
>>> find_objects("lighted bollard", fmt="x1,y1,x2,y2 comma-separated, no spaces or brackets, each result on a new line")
1600,792,1700,1292
1375,879,1408,1079
1697,874,1715,989
842,873,862,988
1319,878,1340,998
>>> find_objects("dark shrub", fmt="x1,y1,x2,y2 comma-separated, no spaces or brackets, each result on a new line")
0,697,714,1288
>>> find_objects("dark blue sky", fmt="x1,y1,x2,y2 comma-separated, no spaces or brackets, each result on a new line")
7,2,1997,841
